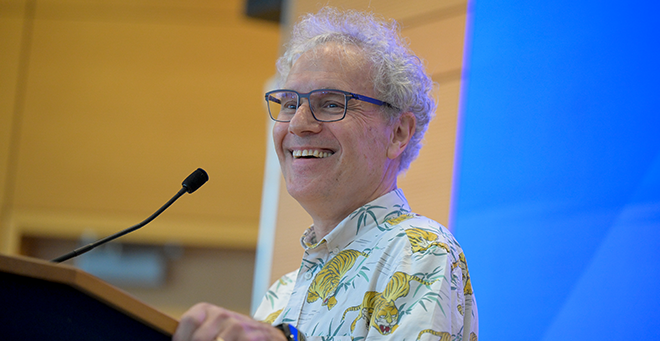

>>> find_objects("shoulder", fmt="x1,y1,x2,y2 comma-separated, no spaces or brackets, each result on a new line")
388,214,465,263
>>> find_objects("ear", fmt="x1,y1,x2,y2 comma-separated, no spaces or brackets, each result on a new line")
387,112,416,160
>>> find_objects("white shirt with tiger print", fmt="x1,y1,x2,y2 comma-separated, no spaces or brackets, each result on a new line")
253,189,478,341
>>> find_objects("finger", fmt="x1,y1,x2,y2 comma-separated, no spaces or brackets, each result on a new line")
211,319,238,341
210,314,287,341
173,303,209,341
190,306,232,341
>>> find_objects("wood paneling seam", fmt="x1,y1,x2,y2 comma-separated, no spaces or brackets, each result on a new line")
1,0,36,253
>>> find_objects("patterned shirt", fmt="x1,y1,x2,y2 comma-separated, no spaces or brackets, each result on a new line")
253,189,478,341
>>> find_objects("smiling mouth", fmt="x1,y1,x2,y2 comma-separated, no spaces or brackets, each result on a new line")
292,149,333,159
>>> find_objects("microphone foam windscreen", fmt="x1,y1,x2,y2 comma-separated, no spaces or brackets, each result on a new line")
182,168,209,193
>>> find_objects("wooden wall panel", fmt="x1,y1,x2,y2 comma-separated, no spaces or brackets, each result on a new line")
0,0,281,317
406,14,467,77
0,0,282,253
292,0,466,24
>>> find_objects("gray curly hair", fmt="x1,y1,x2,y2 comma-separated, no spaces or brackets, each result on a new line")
276,7,437,173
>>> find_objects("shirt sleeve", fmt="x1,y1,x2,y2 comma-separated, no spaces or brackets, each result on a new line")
362,227,478,341
252,270,298,325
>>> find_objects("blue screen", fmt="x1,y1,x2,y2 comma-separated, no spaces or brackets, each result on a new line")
453,0,660,339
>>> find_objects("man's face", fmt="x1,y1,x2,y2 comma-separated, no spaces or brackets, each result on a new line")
272,44,400,216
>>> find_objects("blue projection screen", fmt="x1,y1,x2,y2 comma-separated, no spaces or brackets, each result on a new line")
453,1,660,340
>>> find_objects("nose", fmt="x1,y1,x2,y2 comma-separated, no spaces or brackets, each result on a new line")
288,100,322,135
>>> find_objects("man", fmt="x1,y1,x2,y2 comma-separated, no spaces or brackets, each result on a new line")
174,7,478,341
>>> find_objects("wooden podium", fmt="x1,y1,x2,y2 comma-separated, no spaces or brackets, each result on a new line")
0,253,178,340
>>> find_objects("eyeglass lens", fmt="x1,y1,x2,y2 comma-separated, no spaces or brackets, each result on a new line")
267,90,348,122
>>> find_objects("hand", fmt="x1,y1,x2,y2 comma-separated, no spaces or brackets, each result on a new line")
173,303,287,341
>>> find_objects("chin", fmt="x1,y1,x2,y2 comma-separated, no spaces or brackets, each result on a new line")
286,181,330,203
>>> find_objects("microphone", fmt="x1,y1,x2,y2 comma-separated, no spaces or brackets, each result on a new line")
51,168,209,263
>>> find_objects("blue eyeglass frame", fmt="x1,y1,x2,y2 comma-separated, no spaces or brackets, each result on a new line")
264,88,398,122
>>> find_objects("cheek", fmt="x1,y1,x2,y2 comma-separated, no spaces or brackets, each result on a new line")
360,126,391,158
344,135,388,173
272,123,287,150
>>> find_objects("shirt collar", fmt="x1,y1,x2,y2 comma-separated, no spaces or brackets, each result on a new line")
299,188,411,252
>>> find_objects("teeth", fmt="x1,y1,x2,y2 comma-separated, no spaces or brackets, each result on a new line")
293,149,332,158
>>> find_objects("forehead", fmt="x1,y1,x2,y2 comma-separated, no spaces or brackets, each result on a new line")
284,43,374,95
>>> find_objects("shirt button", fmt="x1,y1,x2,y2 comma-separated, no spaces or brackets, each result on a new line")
305,272,313,280
333,247,340,254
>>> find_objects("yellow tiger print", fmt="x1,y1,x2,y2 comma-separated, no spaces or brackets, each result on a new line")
452,252,473,296
385,213,415,225
405,228,451,254
306,249,368,310
470,332,478,341
416,329,451,341
262,308,283,324
342,271,439,335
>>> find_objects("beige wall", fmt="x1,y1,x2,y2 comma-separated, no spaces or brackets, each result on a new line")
268,0,469,285
0,0,280,317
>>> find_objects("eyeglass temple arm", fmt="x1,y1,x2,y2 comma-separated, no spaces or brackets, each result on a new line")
266,94,281,104
351,93,397,109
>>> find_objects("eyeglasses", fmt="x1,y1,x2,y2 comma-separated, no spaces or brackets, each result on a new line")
264,89,396,122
